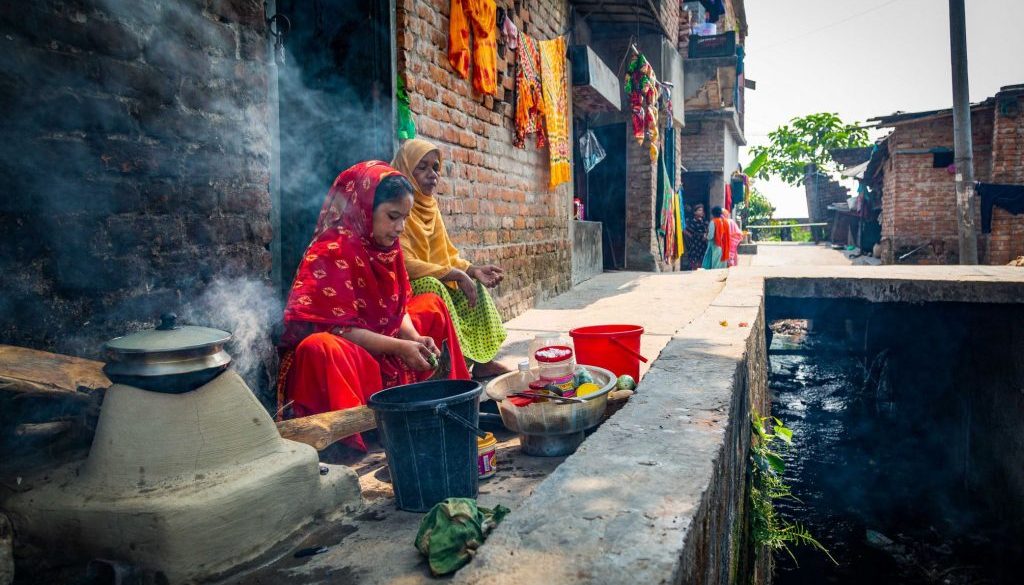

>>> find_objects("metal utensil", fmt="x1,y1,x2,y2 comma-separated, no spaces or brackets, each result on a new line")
509,392,586,404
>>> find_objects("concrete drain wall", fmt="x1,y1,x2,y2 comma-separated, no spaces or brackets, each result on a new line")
455,275,770,585
453,266,1024,585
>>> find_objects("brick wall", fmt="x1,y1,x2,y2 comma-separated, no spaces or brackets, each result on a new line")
986,92,1024,264
0,0,273,356
803,167,850,224
395,0,573,319
625,127,659,270
681,120,725,172
882,110,995,264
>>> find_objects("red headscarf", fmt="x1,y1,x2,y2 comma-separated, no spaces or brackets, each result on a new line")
283,161,412,345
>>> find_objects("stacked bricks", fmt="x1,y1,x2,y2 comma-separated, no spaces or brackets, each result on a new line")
625,128,659,271
986,90,1024,264
0,0,273,356
681,119,726,172
879,107,1012,265
395,0,573,319
803,165,850,224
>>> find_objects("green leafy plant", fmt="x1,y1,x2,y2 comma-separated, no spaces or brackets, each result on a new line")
749,414,836,565
743,185,775,226
749,113,869,186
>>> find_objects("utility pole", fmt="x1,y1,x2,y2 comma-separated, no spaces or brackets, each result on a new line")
948,0,979,264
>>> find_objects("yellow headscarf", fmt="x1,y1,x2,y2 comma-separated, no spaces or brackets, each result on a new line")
391,139,471,280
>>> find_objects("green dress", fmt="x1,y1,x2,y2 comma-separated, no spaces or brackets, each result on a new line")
412,277,507,364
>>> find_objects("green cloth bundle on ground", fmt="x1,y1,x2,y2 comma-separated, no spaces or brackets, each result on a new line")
414,498,511,576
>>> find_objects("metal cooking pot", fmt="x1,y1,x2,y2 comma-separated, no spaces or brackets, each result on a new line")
102,313,232,394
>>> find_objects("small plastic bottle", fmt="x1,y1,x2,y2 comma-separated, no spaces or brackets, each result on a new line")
515,359,533,393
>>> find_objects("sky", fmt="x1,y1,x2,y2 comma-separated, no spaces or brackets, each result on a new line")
741,0,1024,217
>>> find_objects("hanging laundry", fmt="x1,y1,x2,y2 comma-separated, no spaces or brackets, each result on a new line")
977,182,1024,233
624,52,660,162
448,0,498,95
513,32,545,149
730,174,746,207
657,155,678,263
501,12,518,51
724,182,732,211
396,76,416,140
539,36,571,189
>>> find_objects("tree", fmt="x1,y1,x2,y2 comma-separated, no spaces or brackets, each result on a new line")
748,113,870,186
745,185,775,225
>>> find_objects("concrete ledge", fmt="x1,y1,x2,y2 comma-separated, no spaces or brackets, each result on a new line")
455,274,770,585
757,265,1024,304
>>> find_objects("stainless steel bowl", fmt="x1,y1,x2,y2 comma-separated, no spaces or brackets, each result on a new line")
485,365,615,456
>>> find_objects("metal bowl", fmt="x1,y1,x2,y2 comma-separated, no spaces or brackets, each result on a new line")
485,365,615,456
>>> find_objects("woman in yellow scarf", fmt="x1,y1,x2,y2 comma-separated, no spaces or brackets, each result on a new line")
392,139,509,378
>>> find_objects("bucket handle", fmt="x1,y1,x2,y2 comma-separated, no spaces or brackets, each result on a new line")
435,404,487,438
610,336,649,363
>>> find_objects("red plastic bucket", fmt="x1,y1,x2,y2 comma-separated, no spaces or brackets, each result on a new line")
569,325,647,380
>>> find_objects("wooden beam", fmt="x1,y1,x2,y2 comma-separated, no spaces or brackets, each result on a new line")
276,406,378,451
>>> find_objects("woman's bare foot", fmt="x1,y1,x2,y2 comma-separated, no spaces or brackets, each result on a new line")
471,360,513,379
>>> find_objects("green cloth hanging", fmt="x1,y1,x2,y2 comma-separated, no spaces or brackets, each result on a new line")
414,498,510,576
396,76,416,140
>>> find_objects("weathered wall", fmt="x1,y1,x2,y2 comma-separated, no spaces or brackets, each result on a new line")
0,0,274,356
625,123,660,270
570,220,603,285
879,103,1024,265
395,0,573,318
803,166,850,224
985,90,1024,264
681,119,726,172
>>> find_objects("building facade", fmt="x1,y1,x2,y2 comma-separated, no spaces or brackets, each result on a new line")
867,84,1024,265
679,0,748,222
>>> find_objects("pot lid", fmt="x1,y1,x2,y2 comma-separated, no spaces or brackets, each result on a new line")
105,313,231,355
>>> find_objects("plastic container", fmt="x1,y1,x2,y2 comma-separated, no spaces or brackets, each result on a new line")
528,332,572,369
368,380,484,512
477,432,497,479
569,325,646,381
535,345,575,377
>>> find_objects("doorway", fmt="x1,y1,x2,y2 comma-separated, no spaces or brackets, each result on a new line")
584,123,626,270
274,0,395,295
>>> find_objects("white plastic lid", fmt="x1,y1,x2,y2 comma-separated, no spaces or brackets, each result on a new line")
518,360,530,371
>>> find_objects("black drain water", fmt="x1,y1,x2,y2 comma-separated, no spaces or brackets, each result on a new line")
766,308,1022,585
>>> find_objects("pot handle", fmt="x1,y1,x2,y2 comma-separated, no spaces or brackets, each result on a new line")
610,336,649,363
435,404,487,438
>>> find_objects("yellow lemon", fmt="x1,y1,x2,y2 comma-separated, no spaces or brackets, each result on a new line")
576,383,601,398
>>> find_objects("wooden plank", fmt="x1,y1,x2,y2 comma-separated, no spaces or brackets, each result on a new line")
276,406,378,451
0,345,109,396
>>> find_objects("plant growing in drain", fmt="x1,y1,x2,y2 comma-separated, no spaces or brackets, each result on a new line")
749,414,836,565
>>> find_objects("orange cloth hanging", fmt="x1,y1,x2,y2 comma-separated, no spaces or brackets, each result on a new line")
539,36,571,189
448,0,497,95
513,32,545,148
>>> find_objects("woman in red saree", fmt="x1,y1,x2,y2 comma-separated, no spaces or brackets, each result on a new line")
278,161,471,450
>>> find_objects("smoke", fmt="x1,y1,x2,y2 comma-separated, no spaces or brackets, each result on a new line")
0,0,395,403
180,277,282,395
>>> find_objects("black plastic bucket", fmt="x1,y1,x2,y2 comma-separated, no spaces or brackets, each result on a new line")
368,379,485,512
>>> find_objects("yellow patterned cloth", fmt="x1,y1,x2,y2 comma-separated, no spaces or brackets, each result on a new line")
539,36,571,189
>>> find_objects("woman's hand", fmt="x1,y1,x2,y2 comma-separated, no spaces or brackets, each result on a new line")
395,339,435,371
468,264,504,288
450,269,479,308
